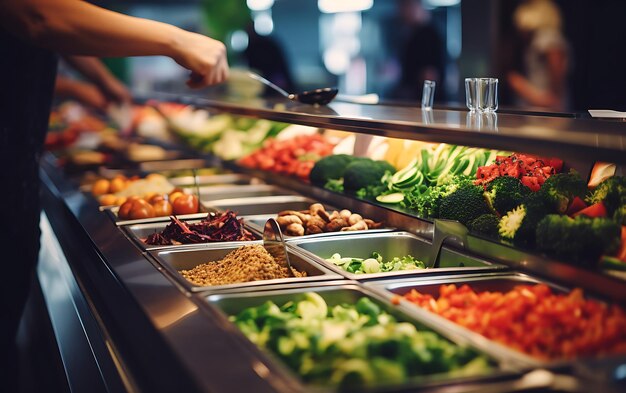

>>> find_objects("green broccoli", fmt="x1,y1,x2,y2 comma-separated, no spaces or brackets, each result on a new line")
343,159,395,193
498,194,550,246
538,172,587,214
536,215,621,266
614,204,626,226
467,214,500,238
484,176,532,216
309,154,357,186
586,176,626,222
439,184,491,225
324,178,344,193
402,175,472,218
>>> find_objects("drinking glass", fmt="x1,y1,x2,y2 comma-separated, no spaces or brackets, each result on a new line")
477,78,498,112
421,80,436,110
465,78,478,111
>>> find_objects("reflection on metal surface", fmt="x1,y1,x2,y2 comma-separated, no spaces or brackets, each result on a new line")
152,299,197,330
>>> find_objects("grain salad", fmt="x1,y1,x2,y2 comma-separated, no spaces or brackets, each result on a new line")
179,245,305,286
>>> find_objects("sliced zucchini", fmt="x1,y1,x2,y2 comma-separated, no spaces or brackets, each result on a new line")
376,192,405,204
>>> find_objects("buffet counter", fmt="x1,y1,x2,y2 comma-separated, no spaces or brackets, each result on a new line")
36,98,626,393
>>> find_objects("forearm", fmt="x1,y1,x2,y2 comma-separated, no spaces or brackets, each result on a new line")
1,0,182,58
62,55,114,88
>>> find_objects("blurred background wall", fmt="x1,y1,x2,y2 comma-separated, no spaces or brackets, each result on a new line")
99,0,626,112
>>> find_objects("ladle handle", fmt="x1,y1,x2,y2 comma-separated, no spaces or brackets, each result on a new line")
247,72,291,99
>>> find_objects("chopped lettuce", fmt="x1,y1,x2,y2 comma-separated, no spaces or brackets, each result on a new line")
326,252,425,274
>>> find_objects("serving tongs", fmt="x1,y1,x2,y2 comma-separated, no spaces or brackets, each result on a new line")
263,218,295,277
426,219,468,269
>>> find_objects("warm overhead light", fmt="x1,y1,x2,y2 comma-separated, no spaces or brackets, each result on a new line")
318,0,373,14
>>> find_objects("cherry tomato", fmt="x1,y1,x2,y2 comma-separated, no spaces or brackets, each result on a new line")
118,199,134,219
172,194,199,215
129,199,156,220
168,191,184,203
152,200,173,217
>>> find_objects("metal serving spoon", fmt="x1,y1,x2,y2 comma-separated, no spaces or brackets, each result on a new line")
248,72,338,106
263,218,295,277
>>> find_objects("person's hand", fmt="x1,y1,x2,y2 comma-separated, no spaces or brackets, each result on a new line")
99,75,132,104
171,30,229,88
55,77,109,111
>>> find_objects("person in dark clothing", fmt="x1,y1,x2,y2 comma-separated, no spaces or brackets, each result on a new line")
244,24,296,94
0,1,228,391
391,0,445,101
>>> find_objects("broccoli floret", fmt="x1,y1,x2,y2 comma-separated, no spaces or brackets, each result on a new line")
484,176,532,216
439,184,491,225
324,178,344,193
355,183,388,200
467,214,500,238
402,176,473,218
586,176,626,217
614,204,626,226
498,194,550,246
536,215,621,266
343,159,395,193
309,154,357,186
538,172,587,214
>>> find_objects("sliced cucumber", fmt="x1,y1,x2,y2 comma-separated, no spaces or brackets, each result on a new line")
392,166,418,186
462,154,477,176
376,192,405,204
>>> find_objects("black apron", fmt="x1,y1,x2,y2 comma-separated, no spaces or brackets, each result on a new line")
0,28,57,388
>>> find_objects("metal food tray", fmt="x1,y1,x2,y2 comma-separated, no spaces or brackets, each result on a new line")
104,205,215,226
168,173,261,187
245,213,394,241
203,195,321,216
290,231,506,281
123,215,261,251
365,272,617,367
149,244,343,293
193,184,300,202
204,282,525,392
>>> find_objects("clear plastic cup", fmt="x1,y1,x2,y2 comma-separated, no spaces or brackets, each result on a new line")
421,80,436,110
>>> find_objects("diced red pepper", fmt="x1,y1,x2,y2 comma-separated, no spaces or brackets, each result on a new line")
566,196,588,216
573,202,607,218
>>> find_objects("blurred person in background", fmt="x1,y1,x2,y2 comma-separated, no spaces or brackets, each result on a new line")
244,22,296,95
507,0,569,110
0,1,228,391
389,0,445,101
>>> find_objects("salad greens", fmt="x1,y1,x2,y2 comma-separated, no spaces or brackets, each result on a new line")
326,252,425,274
230,292,491,390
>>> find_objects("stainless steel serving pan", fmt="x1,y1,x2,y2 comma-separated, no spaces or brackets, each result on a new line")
122,215,261,251
365,272,625,368
203,195,321,216
193,184,300,202
168,174,261,187
245,213,394,241
104,206,215,226
205,282,526,392
289,231,506,281
149,243,343,293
